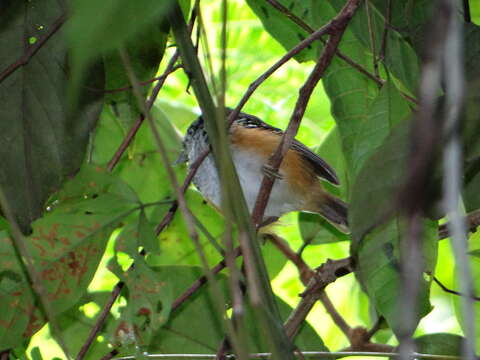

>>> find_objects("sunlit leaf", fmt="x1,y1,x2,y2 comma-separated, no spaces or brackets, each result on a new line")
0,165,140,349
109,258,173,348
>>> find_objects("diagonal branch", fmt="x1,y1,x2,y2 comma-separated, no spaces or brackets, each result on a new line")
251,0,362,225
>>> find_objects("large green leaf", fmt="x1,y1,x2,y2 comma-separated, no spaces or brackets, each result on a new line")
325,1,420,93
0,0,104,232
103,22,168,132
93,105,185,205
355,219,437,336
350,121,438,336
414,333,464,356
109,258,173,348
67,0,176,79
0,165,140,349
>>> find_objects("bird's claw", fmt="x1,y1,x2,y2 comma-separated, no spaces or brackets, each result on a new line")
262,164,283,180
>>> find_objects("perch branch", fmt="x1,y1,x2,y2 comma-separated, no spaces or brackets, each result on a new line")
251,0,361,225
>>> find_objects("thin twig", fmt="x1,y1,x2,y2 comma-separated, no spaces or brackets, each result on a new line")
319,292,352,338
98,65,181,93
251,0,362,225
263,0,383,87
172,246,242,311
0,15,67,84
155,148,209,234
75,283,124,360
106,51,180,172
284,257,354,340
433,276,480,301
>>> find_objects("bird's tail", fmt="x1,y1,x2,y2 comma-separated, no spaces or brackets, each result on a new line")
316,193,349,233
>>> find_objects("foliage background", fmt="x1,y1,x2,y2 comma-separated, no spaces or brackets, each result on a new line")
0,0,479,358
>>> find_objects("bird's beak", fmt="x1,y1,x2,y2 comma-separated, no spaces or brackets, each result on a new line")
174,150,188,165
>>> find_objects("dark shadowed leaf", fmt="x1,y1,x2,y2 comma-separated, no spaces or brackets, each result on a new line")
103,22,168,131
0,1,104,232
414,333,464,357
350,120,438,336
67,0,176,80
355,218,437,336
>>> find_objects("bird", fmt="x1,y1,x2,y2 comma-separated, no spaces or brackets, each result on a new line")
178,108,348,232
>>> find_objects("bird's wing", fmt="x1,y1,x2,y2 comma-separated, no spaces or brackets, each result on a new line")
290,140,339,185
232,111,339,185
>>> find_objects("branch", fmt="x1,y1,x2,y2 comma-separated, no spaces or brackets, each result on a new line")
106,50,180,172
0,15,67,84
251,0,362,225
263,0,419,105
263,0,382,87
98,64,181,94
438,209,480,240
433,276,480,301
75,283,124,360
284,257,354,339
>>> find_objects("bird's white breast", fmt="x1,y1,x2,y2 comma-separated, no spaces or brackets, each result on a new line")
190,144,302,218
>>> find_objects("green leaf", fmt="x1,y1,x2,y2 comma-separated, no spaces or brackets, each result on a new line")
147,266,228,353
147,190,225,268
245,0,320,63
51,292,113,358
350,120,409,242
325,1,420,93
148,266,326,353
116,210,161,258
355,218,437,336
414,333,464,356
0,165,140,349
92,106,185,205
103,23,168,131
350,80,411,177
0,1,104,232
67,0,175,79
109,258,173,347
245,297,328,352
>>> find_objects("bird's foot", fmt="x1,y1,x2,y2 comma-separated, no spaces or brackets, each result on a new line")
262,164,283,180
